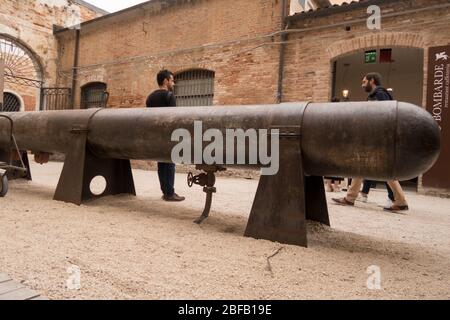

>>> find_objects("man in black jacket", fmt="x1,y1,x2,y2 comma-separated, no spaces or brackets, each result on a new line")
146,70,185,202
359,73,396,207
366,79,393,101
332,72,409,212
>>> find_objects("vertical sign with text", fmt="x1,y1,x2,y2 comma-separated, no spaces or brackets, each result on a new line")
423,45,450,189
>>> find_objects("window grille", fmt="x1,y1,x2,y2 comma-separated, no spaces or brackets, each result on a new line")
174,70,215,106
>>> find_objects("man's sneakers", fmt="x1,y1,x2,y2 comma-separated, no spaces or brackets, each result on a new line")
383,204,409,213
332,197,355,206
384,199,393,208
162,193,186,202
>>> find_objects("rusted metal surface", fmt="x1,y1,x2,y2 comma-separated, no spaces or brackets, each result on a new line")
0,102,440,180
0,101,441,247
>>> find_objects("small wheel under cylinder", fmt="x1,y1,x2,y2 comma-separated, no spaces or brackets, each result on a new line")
0,173,8,197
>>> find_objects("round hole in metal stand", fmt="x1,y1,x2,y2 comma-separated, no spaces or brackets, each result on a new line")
90,176,107,196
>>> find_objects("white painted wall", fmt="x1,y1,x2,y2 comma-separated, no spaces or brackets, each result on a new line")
290,0,348,15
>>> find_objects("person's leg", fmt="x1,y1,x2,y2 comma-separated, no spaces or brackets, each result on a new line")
166,163,176,197
158,162,175,196
157,162,167,195
325,179,333,192
385,182,395,201
333,178,363,205
346,178,363,203
386,181,408,207
332,178,341,192
160,163,185,201
362,180,372,195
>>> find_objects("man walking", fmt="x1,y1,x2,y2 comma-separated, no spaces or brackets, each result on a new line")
332,72,408,212
146,70,185,202
360,73,395,207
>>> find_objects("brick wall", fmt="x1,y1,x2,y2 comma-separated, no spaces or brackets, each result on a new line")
56,0,450,111
56,0,286,108
0,0,105,110
283,0,450,104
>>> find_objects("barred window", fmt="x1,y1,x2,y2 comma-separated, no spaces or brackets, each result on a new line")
81,82,108,109
1,92,21,112
174,69,215,106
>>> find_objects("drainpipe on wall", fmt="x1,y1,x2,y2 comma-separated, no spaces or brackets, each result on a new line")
277,0,288,104
0,59,4,109
71,29,80,109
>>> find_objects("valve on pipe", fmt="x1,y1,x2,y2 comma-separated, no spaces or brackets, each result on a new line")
187,165,226,224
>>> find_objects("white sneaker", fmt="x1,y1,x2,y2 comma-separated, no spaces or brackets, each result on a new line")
384,199,393,208
357,193,368,203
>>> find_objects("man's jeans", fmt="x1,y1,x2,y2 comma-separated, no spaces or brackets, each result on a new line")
157,162,175,197
362,180,395,201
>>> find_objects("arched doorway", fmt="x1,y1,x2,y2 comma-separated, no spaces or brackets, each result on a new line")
174,69,215,106
0,34,43,111
331,46,424,191
81,82,109,109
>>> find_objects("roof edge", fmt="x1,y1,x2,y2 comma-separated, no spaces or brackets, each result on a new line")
54,0,161,34
71,0,110,15
286,0,397,22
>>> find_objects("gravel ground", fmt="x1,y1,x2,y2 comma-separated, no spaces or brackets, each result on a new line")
0,160,449,300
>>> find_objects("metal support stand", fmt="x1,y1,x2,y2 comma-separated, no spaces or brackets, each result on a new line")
187,165,226,224
53,111,136,205
244,126,329,247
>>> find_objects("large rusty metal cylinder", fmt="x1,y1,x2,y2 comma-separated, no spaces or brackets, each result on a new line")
0,101,441,247
0,101,440,181
301,101,441,180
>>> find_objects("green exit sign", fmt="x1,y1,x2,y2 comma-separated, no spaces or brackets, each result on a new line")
365,50,377,63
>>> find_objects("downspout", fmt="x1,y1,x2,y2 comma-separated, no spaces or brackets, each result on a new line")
277,0,288,104
0,59,4,110
71,29,80,109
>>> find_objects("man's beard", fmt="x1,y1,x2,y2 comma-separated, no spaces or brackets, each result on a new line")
364,84,372,93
